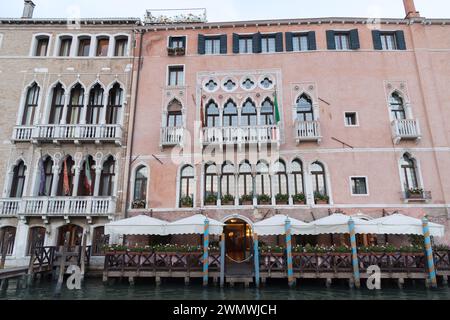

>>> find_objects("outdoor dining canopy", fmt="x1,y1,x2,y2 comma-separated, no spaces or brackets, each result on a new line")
370,213,445,237
308,213,379,235
165,214,224,235
104,215,168,235
253,214,315,236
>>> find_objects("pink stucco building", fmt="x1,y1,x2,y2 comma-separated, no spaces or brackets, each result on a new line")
125,0,450,255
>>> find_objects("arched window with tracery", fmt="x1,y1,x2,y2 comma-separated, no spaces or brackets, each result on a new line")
400,154,419,190
389,92,406,120
86,84,104,124
241,99,257,126
273,160,288,201
291,159,304,196
311,162,328,203
21,83,40,125
179,165,194,207
38,156,54,196
10,161,27,198
48,83,65,124
204,163,218,205
100,156,115,196
205,100,219,127
296,94,314,122
255,161,271,202
66,84,84,125
78,155,95,196
221,162,235,204
133,165,148,205
106,83,123,125
260,98,274,125
238,162,253,204
166,99,183,127
57,156,75,196
223,100,237,127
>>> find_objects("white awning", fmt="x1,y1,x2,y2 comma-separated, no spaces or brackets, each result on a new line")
310,214,380,235
165,214,224,235
104,215,168,235
370,214,445,237
254,215,315,236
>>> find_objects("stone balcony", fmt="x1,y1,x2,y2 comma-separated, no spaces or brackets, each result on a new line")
12,124,123,145
294,120,321,144
391,119,421,144
0,197,116,220
201,125,280,147
160,126,184,148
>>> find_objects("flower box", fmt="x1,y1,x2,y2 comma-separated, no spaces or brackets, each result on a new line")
293,200,306,205
221,201,234,206
241,200,253,206
315,199,329,205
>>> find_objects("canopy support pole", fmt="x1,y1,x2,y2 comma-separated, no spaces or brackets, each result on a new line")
253,232,260,288
422,217,437,288
220,233,225,288
203,218,209,287
285,218,295,287
348,218,361,289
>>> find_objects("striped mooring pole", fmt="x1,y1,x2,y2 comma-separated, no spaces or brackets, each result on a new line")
254,232,260,288
203,217,210,287
348,218,361,289
220,233,225,288
285,218,295,287
422,217,437,288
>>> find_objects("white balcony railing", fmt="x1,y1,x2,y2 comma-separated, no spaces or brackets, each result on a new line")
12,126,34,141
34,124,123,143
294,120,321,143
391,119,421,143
0,197,115,217
160,126,184,146
202,125,280,145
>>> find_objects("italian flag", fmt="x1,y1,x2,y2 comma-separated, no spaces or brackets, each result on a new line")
273,89,281,140
84,157,93,195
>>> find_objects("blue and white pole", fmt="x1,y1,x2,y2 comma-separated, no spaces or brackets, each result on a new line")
254,232,260,288
348,218,361,289
285,217,295,287
220,233,225,288
422,217,437,288
203,217,210,287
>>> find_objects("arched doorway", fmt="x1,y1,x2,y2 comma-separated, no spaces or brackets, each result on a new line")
223,218,253,262
57,224,83,247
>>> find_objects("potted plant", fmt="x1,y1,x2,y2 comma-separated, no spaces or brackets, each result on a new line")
434,244,450,253
167,47,176,55
204,193,218,206
180,195,193,208
314,192,329,205
131,199,146,209
240,194,253,205
257,194,271,205
221,194,235,206
292,193,306,205
407,188,424,199
175,47,185,55
275,193,289,205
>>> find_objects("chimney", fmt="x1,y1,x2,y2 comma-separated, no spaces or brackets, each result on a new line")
403,0,420,18
22,0,35,19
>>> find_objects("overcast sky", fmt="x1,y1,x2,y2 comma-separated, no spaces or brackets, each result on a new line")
0,0,449,21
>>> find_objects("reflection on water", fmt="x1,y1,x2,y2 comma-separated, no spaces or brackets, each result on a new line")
1,278,450,300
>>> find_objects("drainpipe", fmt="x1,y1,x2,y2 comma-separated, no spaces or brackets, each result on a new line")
123,29,144,219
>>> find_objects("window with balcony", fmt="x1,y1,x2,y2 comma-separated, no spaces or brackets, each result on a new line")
260,98,275,125
10,161,27,198
0,227,16,256
106,83,123,125
114,36,128,56
311,162,328,204
238,162,253,204
77,37,91,57
168,66,184,86
204,163,218,205
223,99,238,127
179,165,194,207
296,94,314,121
400,154,419,191
351,177,368,195
86,84,104,125
166,99,183,127
26,227,45,256
57,156,74,196
241,99,257,126
389,92,406,120
96,37,109,57
58,36,72,56
205,100,219,127
34,36,49,56
100,156,115,197
48,83,65,124
133,166,148,206
38,156,54,196
78,155,95,196
21,83,40,125
67,84,84,124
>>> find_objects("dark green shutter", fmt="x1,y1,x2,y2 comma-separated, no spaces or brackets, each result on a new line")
308,31,316,50
326,30,336,50
372,30,382,50
220,34,227,54
285,32,293,51
232,33,239,53
349,29,360,50
253,32,262,53
275,32,283,52
198,34,205,54
395,30,406,50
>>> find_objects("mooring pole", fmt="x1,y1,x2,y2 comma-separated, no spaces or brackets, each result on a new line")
55,231,70,295
422,217,437,288
219,233,225,288
80,231,87,282
348,218,361,289
285,218,295,287
202,217,210,287
253,232,260,288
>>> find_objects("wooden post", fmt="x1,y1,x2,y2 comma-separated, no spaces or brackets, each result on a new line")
219,233,225,288
253,232,260,288
0,233,12,269
80,231,87,282
27,241,37,285
422,217,437,288
285,218,295,287
202,217,209,287
348,218,361,289
55,231,70,295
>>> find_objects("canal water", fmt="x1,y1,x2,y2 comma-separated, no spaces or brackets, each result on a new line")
1,278,450,300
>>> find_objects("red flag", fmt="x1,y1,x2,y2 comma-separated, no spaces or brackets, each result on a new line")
63,159,70,196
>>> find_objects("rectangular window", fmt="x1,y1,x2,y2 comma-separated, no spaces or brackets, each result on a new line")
380,33,397,50
96,38,109,57
78,38,91,57
168,66,184,86
169,36,185,49
351,177,368,195
261,35,276,53
205,37,221,55
334,33,350,50
35,37,49,56
293,34,309,51
59,37,72,56
239,37,253,54
114,37,128,56
345,112,358,126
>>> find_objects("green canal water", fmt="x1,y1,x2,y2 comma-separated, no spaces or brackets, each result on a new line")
1,278,450,300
